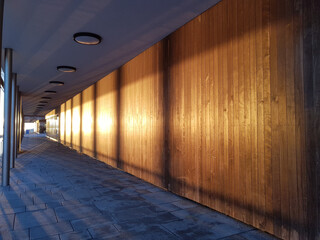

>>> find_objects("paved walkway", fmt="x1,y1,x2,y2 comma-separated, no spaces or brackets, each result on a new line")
0,135,278,240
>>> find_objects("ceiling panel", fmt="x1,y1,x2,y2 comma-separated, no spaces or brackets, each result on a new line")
2,0,221,115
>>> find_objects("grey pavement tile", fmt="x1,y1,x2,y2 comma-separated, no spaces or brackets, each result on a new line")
124,225,179,240
46,202,62,208
237,230,279,240
14,209,58,229
141,191,182,204
156,202,182,212
71,215,114,232
55,204,102,221
33,193,64,205
61,189,100,201
114,223,179,240
26,203,47,212
171,205,221,220
162,219,222,240
10,183,37,192
172,199,199,209
94,197,145,212
60,230,92,240
33,234,60,240
0,214,14,231
87,222,119,239
163,218,253,240
0,198,26,208
112,206,157,222
0,191,21,200
20,194,35,205
0,229,29,240
60,200,81,206
30,221,73,239
0,135,277,240
0,205,25,215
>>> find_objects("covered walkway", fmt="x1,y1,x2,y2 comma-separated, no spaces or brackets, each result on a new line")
0,135,277,240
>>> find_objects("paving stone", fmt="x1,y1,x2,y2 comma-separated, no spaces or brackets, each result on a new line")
162,219,222,239
0,191,21,200
156,202,181,212
112,206,157,222
0,229,29,240
30,221,73,239
14,209,57,229
45,202,62,208
141,191,181,204
0,135,277,240
26,203,47,212
237,230,279,240
55,204,102,221
0,205,25,215
124,225,179,240
34,234,60,240
172,199,199,209
33,193,64,205
60,200,81,206
94,197,145,212
0,198,26,208
87,222,119,239
71,216,114,232
0,214,14,231
60,230,92,240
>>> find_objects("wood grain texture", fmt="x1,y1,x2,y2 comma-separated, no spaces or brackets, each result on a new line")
45,109,59,140
81,85,95,157
55,0,319,238
72,94,81,152
96,71,118,168
65,99,72,147
167,0,317,238
119,42,165,187
60,103,65,145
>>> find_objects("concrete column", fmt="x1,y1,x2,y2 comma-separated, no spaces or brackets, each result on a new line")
19,95,22,152
15,87,19,158
10,74,16,168
2,48,13,186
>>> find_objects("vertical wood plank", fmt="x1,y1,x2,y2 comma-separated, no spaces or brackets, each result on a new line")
55,1,318,238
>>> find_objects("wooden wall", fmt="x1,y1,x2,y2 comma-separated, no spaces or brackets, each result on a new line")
53,0,319,239
72,93,81,152
120,42,165,187
65,99,72,147
45,109,59,140
81,85,95,157
96,71,118,168
59,103,65,144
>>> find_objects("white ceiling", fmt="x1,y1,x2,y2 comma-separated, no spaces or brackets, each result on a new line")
2,0,220,116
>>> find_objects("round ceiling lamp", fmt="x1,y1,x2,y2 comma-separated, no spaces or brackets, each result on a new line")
73,32,102,45
49,81,64,86
45,90,57,94
57,66,76,73
41,97,52,100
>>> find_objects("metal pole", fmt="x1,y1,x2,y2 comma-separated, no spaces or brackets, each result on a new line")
2,48,13,186
19,95,22,152
15,87,19,158
10,73,16,168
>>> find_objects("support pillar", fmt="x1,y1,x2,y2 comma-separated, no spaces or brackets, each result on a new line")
10,73,16,168
19,95,22,152
15,87,19,158
2,48,13,186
